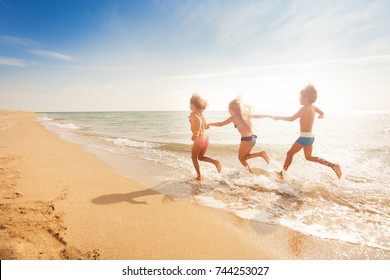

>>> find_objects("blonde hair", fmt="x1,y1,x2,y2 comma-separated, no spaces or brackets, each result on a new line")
229,97,252,129
190,93,207,112
300,84,317,103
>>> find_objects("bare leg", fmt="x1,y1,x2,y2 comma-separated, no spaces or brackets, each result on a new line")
238,141,254,173
198,147,222,173
283,142,304,171
277,142,304,178
192,142,221,179
191,143,202,180
334,164,342,179
246,151,270,164
303,145,342,179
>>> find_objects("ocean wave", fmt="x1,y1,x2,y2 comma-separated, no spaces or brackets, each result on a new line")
103,136,159,149
51,122,81,130
158,143,192,153
36,115,53,122
37,115,81,130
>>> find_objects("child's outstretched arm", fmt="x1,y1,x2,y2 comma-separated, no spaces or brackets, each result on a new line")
315,107,324,118
251,114,272,119
272,108,304,122
207,117,233,128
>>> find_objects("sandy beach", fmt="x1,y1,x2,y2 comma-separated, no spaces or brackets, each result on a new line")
0,110,388,260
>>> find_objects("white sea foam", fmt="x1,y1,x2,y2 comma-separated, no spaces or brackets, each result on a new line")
52,122,80,130
103,137,158,149
37,115,81,130
196,196,227,209
235,209,276,224
36,115,53,122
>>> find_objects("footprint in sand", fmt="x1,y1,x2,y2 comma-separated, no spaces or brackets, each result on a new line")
2,191,23,199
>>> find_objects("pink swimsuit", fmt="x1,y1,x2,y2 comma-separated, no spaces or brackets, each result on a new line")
194,135,209,149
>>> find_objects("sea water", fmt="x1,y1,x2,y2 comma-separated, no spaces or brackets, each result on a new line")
37,111,390,252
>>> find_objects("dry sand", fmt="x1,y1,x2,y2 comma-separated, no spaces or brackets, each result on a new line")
1,110,388,260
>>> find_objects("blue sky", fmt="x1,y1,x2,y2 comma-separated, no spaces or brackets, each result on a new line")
1,0,389,111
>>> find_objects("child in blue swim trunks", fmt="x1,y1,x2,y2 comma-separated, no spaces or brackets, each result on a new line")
271,85,342,179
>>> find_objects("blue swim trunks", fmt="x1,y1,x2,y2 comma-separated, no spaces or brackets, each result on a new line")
296,136,315,146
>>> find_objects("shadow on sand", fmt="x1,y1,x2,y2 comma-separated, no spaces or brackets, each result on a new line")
91,189,160,205
90,178,205,207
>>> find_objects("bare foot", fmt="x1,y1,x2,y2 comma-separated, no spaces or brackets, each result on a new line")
246,165,254,174
196,174,203,180
333,164,342,179
277,171,284,179
215,160,222,173
260,151,270,164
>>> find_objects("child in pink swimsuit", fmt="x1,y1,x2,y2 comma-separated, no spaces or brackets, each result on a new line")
189,94,221,180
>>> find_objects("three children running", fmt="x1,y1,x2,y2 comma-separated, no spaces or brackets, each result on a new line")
189,85,342,180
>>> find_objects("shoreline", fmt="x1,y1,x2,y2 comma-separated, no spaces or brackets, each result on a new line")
1,110,388,259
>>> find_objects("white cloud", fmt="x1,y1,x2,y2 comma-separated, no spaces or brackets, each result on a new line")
0,57,26,67
161,54,390,82
31,50,73,61
1,36,73,62
0,35,38,47
155,0,277,47
214,2,275,46
160,0,390,61
270,0,390,59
